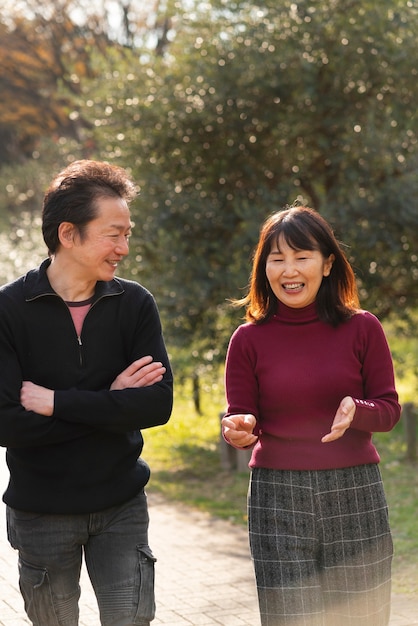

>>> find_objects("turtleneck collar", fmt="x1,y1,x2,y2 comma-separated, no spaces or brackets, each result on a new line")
273,300,319,324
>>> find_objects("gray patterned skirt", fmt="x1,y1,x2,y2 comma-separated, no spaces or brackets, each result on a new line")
248,464,392,626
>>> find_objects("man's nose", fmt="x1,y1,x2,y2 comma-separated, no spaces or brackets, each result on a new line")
115,237,129,255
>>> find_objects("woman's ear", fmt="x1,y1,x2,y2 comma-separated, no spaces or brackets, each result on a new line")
57,222,76,248
323,254,335,277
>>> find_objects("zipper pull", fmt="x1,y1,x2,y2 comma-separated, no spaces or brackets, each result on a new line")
77,336,83,367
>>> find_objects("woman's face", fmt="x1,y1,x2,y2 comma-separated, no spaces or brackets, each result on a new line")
265,234,334,308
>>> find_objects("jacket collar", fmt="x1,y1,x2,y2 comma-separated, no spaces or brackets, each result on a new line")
23,258,125,302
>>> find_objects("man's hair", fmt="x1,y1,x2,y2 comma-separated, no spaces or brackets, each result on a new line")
42,160,138,254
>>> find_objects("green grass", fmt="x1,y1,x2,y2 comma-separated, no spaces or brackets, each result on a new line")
144,381,251,524
376,426,418,594
143,378,418,595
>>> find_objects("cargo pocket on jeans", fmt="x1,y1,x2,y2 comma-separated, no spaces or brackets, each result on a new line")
18,558,61,626
133,545,157,625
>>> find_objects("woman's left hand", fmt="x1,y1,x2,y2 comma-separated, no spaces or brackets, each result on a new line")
321,396,356,443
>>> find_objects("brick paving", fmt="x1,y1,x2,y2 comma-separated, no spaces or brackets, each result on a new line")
0,451,416,625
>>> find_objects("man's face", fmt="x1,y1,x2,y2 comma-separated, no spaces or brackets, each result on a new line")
71,196,132,283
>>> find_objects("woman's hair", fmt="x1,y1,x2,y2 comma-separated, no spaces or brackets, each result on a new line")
239,206,359,326
42,160,138,255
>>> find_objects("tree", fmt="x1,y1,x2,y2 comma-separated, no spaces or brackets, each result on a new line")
2,0,416,397
82,0,418,367
0,0,115,163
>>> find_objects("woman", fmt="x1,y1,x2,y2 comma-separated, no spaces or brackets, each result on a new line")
222,206,400,626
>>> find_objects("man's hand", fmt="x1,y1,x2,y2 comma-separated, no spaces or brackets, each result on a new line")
321,396,356,443
21,381,54,416
20,357,165,415
110,355,166,391
222,414,258,448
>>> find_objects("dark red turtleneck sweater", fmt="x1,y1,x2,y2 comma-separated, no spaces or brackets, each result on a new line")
225,302,400,470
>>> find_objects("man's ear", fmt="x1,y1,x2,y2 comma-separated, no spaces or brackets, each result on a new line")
58,222,76,248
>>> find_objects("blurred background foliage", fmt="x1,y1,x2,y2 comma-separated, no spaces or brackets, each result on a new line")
0,0,417,401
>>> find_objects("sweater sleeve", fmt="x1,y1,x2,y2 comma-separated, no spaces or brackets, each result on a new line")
0,314,94,449
53,292,173,432
350,312,401,433
224,325,261,437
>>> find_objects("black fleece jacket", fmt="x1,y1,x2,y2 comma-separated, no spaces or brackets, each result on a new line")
0,259,173,514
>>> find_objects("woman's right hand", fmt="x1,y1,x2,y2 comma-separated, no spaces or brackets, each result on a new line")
222,414,258,448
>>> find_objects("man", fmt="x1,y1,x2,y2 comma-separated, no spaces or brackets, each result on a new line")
0,160,173,625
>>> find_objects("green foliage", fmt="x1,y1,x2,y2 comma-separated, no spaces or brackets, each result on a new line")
0,137,86,283
75,0,418,377
0,153,51,283
384,311,418,401
0,0,417,386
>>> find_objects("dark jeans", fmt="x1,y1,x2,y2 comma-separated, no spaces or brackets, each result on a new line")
7,491,155,626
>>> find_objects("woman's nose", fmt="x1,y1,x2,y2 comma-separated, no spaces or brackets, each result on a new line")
282,261,297,276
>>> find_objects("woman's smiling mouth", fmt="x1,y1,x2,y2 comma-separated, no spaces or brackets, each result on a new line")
282,282,304,292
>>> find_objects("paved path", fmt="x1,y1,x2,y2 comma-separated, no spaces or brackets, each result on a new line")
0,451,416,625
